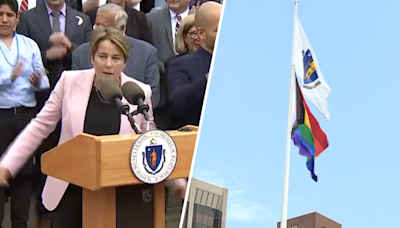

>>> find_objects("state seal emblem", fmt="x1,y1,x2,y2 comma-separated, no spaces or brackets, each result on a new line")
130,130,177,184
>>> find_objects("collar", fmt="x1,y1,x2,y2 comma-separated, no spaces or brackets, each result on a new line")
0,32,17,46
169,7,189,19
45,3,66,16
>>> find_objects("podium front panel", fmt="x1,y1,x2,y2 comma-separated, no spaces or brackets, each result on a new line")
99,130,197,188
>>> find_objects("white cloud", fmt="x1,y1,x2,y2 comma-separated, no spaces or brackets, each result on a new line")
193,166,278,224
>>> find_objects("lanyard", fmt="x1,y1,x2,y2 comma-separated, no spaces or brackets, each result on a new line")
0,32,19,67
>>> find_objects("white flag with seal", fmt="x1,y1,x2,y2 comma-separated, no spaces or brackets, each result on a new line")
292,15,331,120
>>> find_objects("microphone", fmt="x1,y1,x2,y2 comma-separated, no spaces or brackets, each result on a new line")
121,81,150,121
99,79,142,134
98,79,128,114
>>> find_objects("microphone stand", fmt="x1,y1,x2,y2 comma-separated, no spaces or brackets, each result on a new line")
124,111,142,134
131,103,150,132
115,99,142,134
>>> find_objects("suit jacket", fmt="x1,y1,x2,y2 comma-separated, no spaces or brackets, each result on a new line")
167,47,211,128
85,6,153,45
71,36,160,108
153,52,187,130
146,7,176,71
0,69,156,211
16,3,92,107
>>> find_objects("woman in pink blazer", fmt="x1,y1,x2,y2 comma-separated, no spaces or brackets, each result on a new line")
0,27,187,228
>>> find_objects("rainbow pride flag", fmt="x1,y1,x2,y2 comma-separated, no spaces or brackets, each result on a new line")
291,77,329,182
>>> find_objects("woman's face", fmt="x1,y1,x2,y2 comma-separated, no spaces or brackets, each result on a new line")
184,26,200,52
91,40,126,85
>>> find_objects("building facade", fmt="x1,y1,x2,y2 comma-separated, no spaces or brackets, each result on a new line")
277,211,341,228
182,178,228,228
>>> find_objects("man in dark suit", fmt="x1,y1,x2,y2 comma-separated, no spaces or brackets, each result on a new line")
16,1,92,227
17,0,92,91
72,3,160,108
146,0,192,71
167,1,221,128
85,0,153,44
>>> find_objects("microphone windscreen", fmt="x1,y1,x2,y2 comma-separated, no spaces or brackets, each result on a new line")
98,78,123,104
121,81,145,105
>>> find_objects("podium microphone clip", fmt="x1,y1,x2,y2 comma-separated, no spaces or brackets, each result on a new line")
125,111,142,134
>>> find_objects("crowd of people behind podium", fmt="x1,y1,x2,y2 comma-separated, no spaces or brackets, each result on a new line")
0,0,222,227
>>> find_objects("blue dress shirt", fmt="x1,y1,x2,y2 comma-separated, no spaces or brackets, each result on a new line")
0,33,50,109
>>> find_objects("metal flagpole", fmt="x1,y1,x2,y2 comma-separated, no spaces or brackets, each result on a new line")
280,0,298,228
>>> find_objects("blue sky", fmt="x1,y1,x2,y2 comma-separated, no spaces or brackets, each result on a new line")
192,0,400,227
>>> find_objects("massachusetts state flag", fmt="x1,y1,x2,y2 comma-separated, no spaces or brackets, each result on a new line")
292,15,331,120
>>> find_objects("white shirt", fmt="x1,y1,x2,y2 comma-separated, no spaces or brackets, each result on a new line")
169,7,189,45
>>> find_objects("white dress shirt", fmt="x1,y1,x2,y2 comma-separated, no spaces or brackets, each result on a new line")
169,7,189,45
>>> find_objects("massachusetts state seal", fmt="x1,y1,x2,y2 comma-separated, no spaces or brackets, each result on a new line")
130,130,178,184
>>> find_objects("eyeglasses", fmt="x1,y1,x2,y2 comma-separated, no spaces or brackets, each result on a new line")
187,31,198,39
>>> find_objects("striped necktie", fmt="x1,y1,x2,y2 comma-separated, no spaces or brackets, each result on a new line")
19,0,28,11
175,14,182,35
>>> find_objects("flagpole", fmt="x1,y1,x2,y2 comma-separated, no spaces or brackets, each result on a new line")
280,1,298,228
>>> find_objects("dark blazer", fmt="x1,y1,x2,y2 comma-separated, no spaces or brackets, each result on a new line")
17,3,92,94
71,36,160,108
85,6,153,45
167,47,212,128
153,52,187,130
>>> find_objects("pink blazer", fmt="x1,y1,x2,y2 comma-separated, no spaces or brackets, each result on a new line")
0,69,159,211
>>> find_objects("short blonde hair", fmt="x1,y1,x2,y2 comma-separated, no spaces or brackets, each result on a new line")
175,14,196,54
90,26,130,62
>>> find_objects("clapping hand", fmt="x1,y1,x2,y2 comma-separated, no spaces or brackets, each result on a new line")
49,32,72,49
11,62,23,81
46,46,68,60
29,72,41,87
46,33,72,60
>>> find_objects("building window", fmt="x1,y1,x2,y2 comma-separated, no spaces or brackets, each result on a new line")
192,203,223,228
182,201,189,228
291,225,297,228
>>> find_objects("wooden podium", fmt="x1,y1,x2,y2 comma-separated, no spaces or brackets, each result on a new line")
41,125,198,228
